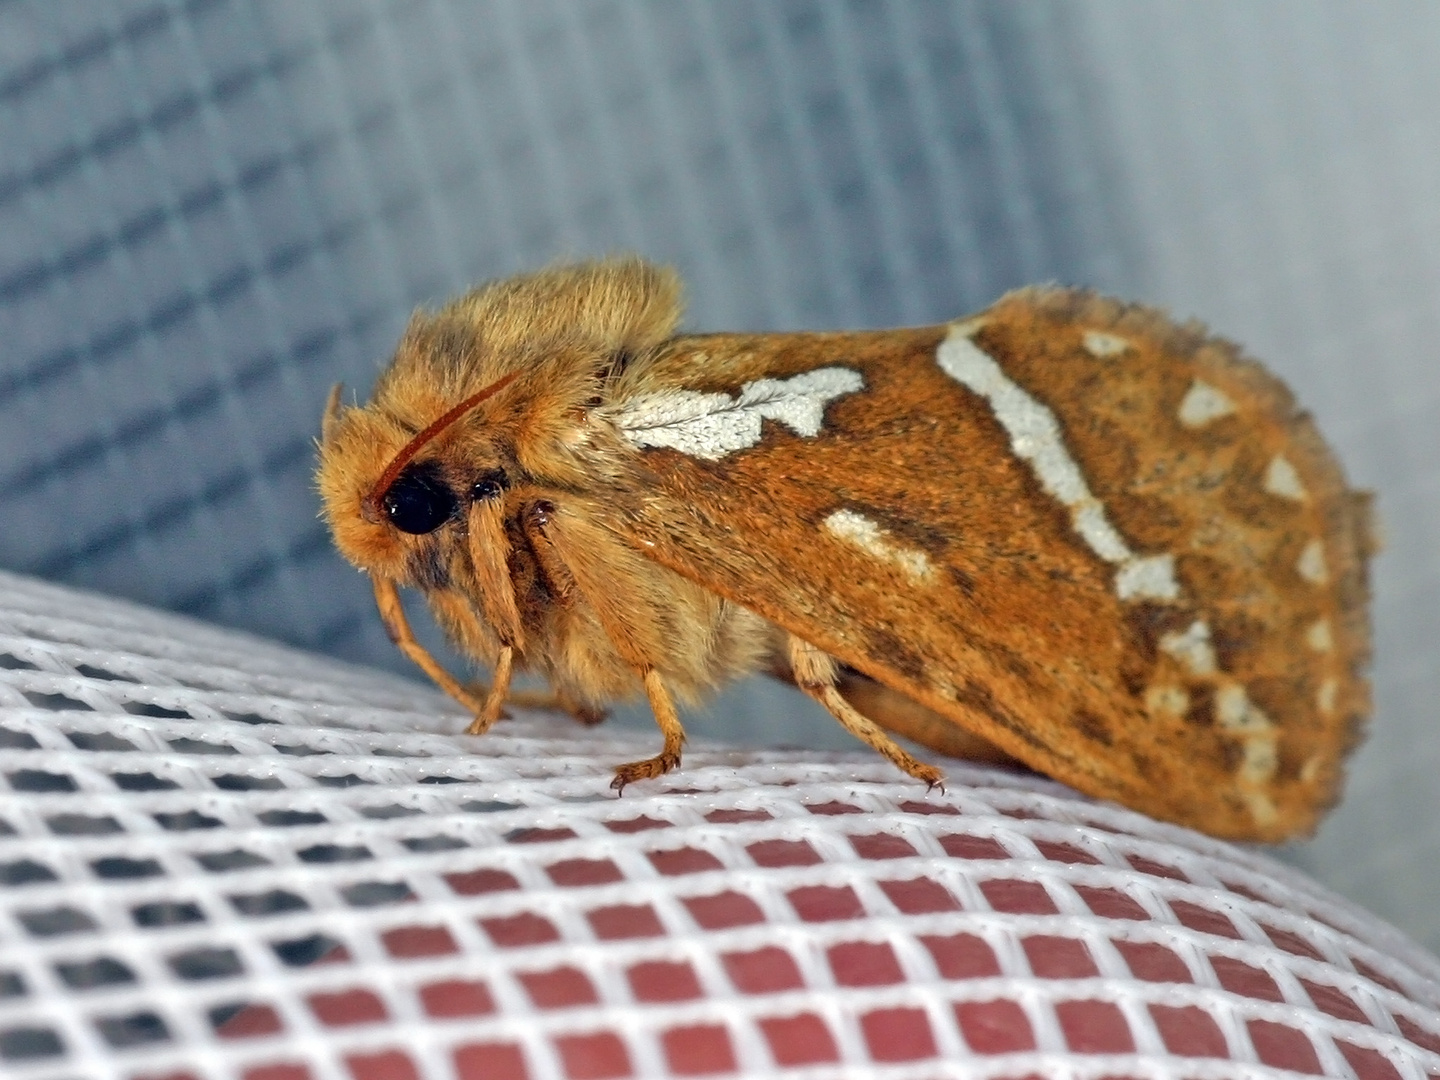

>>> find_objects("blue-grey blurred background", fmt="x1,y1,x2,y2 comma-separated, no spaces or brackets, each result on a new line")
3,2,1438,952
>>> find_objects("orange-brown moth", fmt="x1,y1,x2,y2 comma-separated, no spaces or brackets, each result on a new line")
316,258,1373,841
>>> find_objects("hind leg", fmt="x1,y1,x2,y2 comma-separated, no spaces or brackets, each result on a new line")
787,635,945,787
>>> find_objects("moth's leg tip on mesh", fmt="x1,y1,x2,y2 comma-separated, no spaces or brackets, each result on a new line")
610,750,683,793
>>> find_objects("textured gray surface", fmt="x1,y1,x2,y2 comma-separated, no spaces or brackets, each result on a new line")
1,2,1436,952
0,0,1130,657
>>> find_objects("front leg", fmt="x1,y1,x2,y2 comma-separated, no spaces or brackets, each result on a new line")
380,561,596,735
422,586,513,736
467,645,514,736
529,499,685,790
372,574,489,717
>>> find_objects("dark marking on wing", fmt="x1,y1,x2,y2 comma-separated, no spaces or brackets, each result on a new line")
989,642,1037,686
1119,603,1171,696
946,564,976,597
1124,603,1191,663
953,681,1048,753
1210,613,1265,674
865,626,927,682
1220,741,1245,774
1185,686,1215,728
1073,709,1113,746
839,500,953,556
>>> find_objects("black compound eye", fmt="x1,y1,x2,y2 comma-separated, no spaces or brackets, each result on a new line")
381,462,457,534
472,468,508,502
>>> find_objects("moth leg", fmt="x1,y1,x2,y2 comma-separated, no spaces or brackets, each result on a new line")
521,506,579,608
452,497,535,736
371,574,487,716
531,500,684,788
467,645,513,736
423,586,516,734
788,634,945,788
503,687,609,726
835,670,1020,767
611,669,685,791
426,583,602,727
466,499,526,651
456,503,601,728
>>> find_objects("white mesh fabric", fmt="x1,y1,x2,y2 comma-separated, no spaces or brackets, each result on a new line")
1,568,1438,1080
3,0,1439,954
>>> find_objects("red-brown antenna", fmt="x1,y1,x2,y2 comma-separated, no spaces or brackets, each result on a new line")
363,370,522,522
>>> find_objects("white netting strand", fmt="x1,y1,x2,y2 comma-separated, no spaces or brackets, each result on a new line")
0,568,1438,1080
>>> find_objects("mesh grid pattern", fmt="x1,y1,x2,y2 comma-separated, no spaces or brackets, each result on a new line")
7,0,1440,953
2,569,1438,1080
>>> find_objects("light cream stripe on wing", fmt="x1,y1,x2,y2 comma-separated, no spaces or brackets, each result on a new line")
613,367,863,461
936,321,1178,603
823,509,936,584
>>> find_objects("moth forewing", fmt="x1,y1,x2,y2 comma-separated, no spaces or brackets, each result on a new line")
981,290,1372,834
316,258,1371,842
594,298,1372,841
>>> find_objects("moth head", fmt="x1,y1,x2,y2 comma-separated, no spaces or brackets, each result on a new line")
317,257,686,578
316,372,519,584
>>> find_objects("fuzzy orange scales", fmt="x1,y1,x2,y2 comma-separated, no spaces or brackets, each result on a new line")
316,258,1372,841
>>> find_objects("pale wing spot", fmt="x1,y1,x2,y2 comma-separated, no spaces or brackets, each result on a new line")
823,509,935,584
938,324,1179,605
1178,380,1237,428
1305,619,1334,653
614,367,863,460
1216,684,1248,728
1211,681,1281,820
1214,683,1280,791
1264,454,1308,501
612,388,733,457
1083,330,1131,358
1216,684,1274,736
1297,539,1330,584
740,369,864,438
1299,755,1324,784
1317,677,1339,715
1116,555,1180,602
1145,684,1190,718
1160,620,1217,675
1073,501,1132,563
1245,790,1280,828
1241,737,1279,786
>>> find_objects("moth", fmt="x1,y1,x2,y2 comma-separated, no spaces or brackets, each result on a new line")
316,258,1373,841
